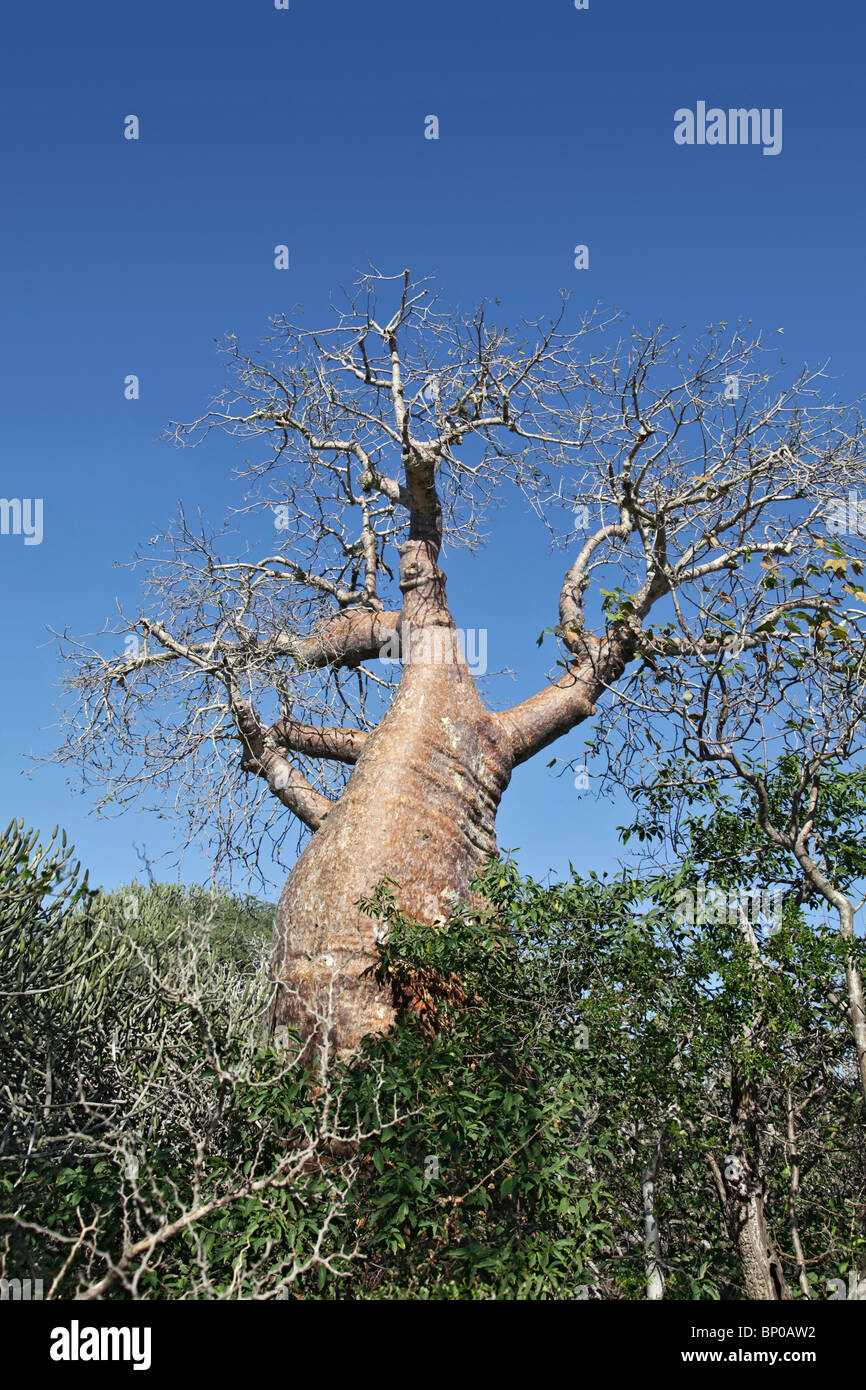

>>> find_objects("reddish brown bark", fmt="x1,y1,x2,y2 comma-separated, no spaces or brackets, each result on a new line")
270,545,638,1054
271,540,505,1050
271,638,512,1051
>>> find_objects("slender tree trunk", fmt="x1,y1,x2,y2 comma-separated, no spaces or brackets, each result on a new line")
838,902,866,1106
722,905,792,1299
785,1089,811,1299
726,1067,792,1301
642,1130,666,1300
731,1185,791,1301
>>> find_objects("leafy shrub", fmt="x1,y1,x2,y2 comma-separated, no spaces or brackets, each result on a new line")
1,819,863,1300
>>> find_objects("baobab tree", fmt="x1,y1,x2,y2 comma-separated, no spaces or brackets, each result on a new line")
56,270,866,1053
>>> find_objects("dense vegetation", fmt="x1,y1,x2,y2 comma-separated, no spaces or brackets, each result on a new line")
1,801,863,1299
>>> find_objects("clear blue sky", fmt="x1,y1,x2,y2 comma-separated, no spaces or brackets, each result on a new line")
1,0,864,896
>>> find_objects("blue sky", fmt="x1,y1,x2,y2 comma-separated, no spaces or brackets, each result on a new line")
1,0,864,896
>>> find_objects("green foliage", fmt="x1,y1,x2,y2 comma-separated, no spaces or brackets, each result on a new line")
0,827,342,1298
99,879,274,966
1,814,863,1300
341,870,612,1297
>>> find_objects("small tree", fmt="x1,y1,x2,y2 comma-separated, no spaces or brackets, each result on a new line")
627,606,866,1105
623,762,866,1298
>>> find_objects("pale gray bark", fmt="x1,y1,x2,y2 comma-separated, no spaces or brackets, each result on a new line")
641,1131,666,1300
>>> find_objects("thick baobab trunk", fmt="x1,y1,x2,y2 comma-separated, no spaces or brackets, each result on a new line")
267,464,637,1056
270,541,512,1054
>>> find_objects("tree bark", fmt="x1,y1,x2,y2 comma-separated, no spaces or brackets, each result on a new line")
270,541,636,1054
642,1130,666,1300
725,1068,792,1301
838,902,866,1107
731,1185,791,1301
721,908,793,1300
270,540,513,1054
